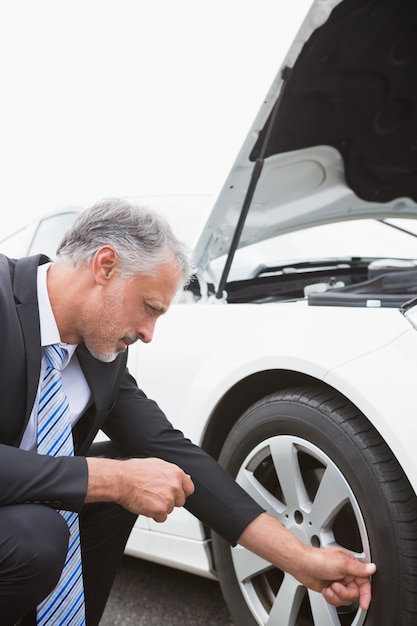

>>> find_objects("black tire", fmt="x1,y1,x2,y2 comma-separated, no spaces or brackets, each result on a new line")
212,386,417,626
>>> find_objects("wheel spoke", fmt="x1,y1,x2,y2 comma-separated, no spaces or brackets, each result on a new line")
309,590,341,626
269,436,309,510
267,573,305,625
236,465,285,515
231,544,272,582
310,462,351,528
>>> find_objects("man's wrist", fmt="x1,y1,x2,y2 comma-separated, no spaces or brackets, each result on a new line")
85,457,124,504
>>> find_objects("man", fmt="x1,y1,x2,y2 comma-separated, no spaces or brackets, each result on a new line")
0,197,376,625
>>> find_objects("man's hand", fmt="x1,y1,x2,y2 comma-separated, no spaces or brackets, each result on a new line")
86,456,195,522
295,546,376,610
238,513,376,610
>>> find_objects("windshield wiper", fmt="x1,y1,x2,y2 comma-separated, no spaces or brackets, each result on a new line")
252,257,369,278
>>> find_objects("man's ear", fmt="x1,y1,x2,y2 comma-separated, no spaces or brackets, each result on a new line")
92,245,118,285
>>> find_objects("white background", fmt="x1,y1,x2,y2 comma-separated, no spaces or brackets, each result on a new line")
0,0,312,235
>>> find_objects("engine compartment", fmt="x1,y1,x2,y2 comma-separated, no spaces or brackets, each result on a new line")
189,257,417,308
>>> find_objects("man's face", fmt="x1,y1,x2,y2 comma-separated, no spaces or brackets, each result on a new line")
81,260,182,362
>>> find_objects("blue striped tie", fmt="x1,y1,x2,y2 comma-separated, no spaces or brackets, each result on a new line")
36,344,86,626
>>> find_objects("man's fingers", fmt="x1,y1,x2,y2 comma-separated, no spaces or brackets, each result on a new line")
358,584,372,611
323,561,376,611
345,561,376,611
183,473,194,497
353,561,376,577
172,474,194,508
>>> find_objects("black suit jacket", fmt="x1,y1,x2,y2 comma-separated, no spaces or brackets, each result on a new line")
0,254,263,544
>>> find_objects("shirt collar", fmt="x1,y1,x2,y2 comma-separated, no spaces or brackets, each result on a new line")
37,262,77,362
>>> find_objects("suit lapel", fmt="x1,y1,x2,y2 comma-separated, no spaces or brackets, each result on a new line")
14,255,49,427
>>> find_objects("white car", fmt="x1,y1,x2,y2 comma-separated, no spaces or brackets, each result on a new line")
2,1,417,624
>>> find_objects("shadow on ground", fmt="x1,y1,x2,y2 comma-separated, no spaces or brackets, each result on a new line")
100,555,235,625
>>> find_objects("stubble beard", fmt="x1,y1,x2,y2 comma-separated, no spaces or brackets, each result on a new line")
81,288,125,363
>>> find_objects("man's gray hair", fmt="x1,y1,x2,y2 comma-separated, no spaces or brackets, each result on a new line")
56,197,194,284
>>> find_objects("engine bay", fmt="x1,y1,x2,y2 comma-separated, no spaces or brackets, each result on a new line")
189,257,417,308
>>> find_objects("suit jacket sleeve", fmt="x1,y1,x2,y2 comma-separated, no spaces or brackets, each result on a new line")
0,444,88,512
101,368,264,546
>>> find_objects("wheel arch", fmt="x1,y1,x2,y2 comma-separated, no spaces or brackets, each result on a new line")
200,369,330,461
200,366,417,498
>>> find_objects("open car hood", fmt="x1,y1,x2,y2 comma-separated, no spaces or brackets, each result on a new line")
193,0,417,274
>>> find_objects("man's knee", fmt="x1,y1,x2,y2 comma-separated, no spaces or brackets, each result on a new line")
0,504,69,622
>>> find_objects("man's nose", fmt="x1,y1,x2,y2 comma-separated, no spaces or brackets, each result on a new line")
136,319,157,343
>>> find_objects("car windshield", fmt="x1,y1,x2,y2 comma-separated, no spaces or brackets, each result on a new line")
210,217,417,282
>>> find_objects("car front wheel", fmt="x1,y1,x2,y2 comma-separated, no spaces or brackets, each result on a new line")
212,386,417,626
